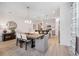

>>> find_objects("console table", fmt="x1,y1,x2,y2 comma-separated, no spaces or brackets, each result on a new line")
2,32,16,41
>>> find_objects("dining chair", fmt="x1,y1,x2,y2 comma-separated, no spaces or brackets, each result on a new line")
16,32,22,46
21,33,31,50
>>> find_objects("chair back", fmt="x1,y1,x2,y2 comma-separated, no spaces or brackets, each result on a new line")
21,33,27,40
16,32,21,39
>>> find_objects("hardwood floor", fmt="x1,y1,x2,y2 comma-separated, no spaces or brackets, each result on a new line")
0,36,74,56
46,36,74,56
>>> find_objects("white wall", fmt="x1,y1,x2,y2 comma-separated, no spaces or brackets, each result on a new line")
60,3,72,46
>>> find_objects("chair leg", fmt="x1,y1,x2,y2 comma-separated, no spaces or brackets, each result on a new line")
31,39,35,48
20,40,23,48
25,42,27,50
16,38,18,46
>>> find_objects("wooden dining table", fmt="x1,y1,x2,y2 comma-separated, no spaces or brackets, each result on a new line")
25,33,45,48
35,29,51,34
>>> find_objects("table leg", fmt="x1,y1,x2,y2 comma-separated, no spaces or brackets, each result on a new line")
31,39,35,48
25,42,27,50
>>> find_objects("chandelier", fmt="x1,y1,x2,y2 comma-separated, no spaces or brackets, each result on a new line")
24,6,32,24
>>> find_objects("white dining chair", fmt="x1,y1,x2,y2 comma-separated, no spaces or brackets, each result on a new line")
16,32,22,46
21,33,31,50
16,32,22,39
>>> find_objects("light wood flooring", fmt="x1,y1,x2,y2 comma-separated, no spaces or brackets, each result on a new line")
0,36,74,56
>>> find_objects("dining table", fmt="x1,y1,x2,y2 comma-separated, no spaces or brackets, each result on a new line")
35,29,51,34
25,32,45,48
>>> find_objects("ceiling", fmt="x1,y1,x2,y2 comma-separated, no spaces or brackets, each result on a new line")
0,2,62,18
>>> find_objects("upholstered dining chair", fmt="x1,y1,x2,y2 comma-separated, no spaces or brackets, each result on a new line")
16,32,22,46
21,33,31,50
